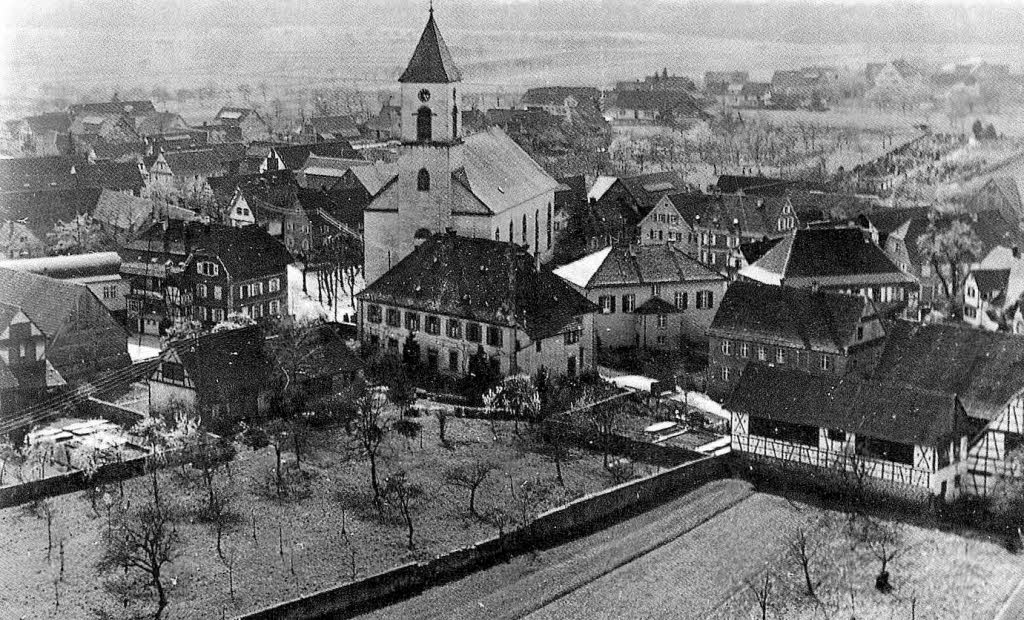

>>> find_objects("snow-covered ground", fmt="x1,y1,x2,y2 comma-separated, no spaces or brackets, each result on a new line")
601,370,729,421
288,264,364,323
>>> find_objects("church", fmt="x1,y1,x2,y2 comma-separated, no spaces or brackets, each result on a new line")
362,8,561,286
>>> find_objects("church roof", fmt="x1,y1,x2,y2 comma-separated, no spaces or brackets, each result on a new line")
452,127,559,214
399,10,462,84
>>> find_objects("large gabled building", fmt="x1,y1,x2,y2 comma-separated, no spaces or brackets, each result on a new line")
359,232,597,378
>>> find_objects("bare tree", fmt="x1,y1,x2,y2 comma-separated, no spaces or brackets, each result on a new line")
383,470,422,550
98,502,180,619
747,568,773,620
789,527,821,598
445,456,497,517
868,521,908,593
351,379,390,501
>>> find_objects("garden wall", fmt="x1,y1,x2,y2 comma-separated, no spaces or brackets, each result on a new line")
85,396,145,427
238,454,730,620
0,439,233,509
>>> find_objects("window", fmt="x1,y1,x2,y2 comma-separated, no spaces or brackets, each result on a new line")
386,308,401,327
622,294,636,312
268,278,279,293
748,417,819,447
253,281,263,296
657,314,667,329
657,335,667,345
494,227,500,241
162,362,186,384
466,322,482,343
416,106,432,142
1005,432,1024,455
567,355,577,376
446,319,461,339
427,348,439,370
721,340,732,355
449,350,459,372
239,284,249,299
546,203,552,248
820,354,832,371
740,342,749,357
214,285,223,300
652,284,661,297
197,261,219,276
536,340,542,352
367,304,382,323
522,214,527,244
487,326,503,347
405,312,420,331
214,307,227,321
598,295,615,314
564,329,580,345
721,366,731,381
417,168,430,191
857,326,864,341
757,346,767,361
856,436,914,465
425,315,441,335
674,291,687,310
388,337,399,352
964,306,978,318
826,428,847,443
775,348,785,364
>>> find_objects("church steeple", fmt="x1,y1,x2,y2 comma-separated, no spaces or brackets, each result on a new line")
399,7,462,84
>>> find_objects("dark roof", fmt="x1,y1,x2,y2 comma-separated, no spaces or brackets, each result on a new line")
24,112,71,135
399,9,462,84
157,145,245,177
0,188,104,237
288,324,365,380
93,189,153,232
185,224,293,281
716,175,796,195
709,281,869,352
308,116,361,139
75,161,146,192
69,100,156,117
165,326,270,400
556,244,724,288
725,364,965,448
208,169,298,210
296,187,367,231
665,192,795,237
358,233,596,340
749,228,914,283
272,141,361,170
521,87,601,106
872,321,1024,421
0,155,88,191
739,237,782,264
611,90,705,117
972,268,1011,302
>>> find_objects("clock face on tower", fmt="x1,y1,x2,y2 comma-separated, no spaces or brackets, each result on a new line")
418,89,431,103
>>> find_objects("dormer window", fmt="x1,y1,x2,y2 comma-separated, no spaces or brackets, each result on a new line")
197,261,219,276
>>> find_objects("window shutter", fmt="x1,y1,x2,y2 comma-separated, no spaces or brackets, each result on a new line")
610,296,616,313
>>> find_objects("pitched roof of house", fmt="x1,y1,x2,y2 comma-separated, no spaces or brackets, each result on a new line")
0,266,115,339
0,187,104,237
871,321,1024,421
521,87,601,106
69,100,156,117
739,237,782,265
93,189,153,232
308,116,361,139
664,192,794,237
287,323,365,381
134,112,187,137
740,228,915,286
347,162,400,197
214,107,262,126
272,141,361,170
0,155,90,191
709,280,870,352
74,161,146,192
296,187,368,231
716,174,796,195
553,244,724,289
726,364,965,448
300,155,369,178
359,233,597,340
610,90,705,117
969,177,1024,219
207,169,298,210
399,9,462,83
165,325,270,399
24,113,71,135
972,268,1011,304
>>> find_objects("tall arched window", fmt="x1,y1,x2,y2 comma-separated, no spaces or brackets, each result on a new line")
416,106,432,142
417,168,430,191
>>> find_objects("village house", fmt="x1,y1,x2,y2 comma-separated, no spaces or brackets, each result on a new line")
298,155,370,190
92,189,155,243
149,326,271,432
212,107,273,143
0,267,130,385
282,322,365,400
770,67,839,109
870,321,1024,497
119,220,292,334
69,98,156,121
6,112,72,156
0,252,127,319
362,9,560,286
603,90,707,126
519,87,602,123
727,363,970,502
133,112,191,140
739,227,920,314
553,244,726,351
706,281,886,397
965,177,1024,225
963,245,1024,332
0,187,110,256
69,113,142,147
301,115,362,142
641,192,799,272
359,232,597,378
707,81,772,108
145,144,246,201
364,101,401,141
0,302,66,419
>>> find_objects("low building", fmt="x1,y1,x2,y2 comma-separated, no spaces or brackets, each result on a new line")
739,227,919,314
213,107,273,143
0,267,130,384
149,326,271,432
0,252,126,317
604,90,707,126
358,232,597,378
706,281,886,397
727,363,970,502
965,177,1024,225
553,244,726,351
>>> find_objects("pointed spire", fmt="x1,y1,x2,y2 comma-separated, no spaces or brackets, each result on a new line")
399,6,462,84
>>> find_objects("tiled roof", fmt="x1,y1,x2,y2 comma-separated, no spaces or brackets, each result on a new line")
207,170,298,210
610,90,705,117
871,321,1024,421
743,228,915,284
521,87,601,106
272,141,361,170
69,100,156,117
24,113,71,135
716,175,795,195
74,161,146,192
0,155,89,191
399,10,462,83
166,325,270,401
0,187,104,238
300,155,369,178
296,187,368,231
554,244,723,289
348,163,399,196
308,116,361,139
358,233,596,340
185,224,293,281
134,112,188,137
739,237,782,265
452,127,559,214
972,268,1011,301
664,192,794,237
93,188,153,232
709,281,869,352
726,363,966,448
158,146,244,177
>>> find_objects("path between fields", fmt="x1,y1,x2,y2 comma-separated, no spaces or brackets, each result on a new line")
357,478,777,620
